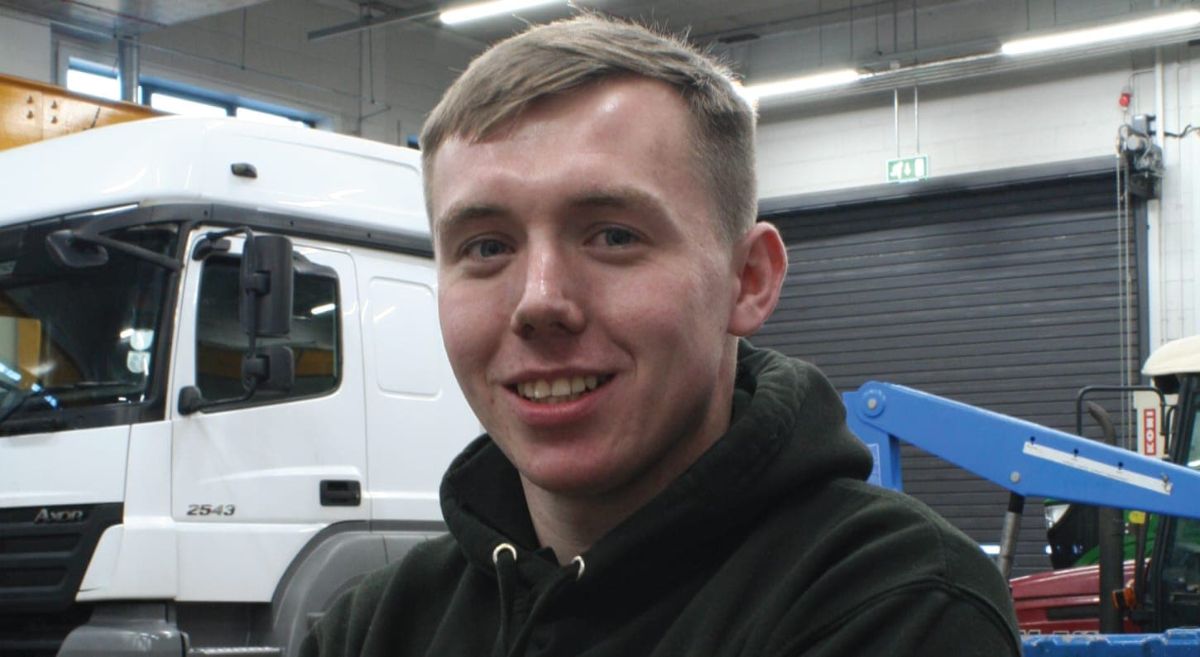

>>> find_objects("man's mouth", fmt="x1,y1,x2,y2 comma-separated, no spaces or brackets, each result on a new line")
512,375,613,404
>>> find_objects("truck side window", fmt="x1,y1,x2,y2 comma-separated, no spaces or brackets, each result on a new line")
195,255,340,403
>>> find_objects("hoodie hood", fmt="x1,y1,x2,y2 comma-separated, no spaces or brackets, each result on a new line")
305,340,1020,657
441,341,873,589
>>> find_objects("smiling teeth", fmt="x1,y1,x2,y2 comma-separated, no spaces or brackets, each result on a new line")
518,375,603,403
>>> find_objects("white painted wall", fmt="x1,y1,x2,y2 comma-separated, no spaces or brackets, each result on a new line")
1157,49,1200,344
0,11,51,82
755,58,1132,197
730,2,1200,347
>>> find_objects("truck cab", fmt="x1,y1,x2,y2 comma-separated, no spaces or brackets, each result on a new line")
0,117,480,657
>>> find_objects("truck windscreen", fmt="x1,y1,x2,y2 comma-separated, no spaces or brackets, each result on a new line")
0,217,178,430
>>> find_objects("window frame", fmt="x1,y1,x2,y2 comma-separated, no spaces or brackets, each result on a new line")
0,210,187,436
191,250,344,413
64,57,322,128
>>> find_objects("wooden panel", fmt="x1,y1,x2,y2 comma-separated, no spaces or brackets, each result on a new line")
0,73,162,150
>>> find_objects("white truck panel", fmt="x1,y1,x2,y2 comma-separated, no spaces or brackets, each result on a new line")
0,426,128,507
355,247,481,523
77,525,122,594
77,517,178,600
77,420,180,600
197,129,428,226
370,278,443,397
125,421,173,517
0,117,429,239
0,120,205,225
174,523,324,602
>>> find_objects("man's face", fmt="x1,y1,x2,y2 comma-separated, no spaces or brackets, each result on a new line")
430,77,741,500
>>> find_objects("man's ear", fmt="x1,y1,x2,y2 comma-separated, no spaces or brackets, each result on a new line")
728,222,788,337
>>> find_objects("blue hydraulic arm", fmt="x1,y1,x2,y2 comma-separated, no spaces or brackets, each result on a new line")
843,382,1200,521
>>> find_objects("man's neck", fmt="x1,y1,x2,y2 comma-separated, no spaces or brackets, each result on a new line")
519,413,732,566
522,485,636,564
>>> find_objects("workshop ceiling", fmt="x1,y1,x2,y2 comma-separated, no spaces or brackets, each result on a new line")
0,0,268,36
454,0,967,44
329,0,973,46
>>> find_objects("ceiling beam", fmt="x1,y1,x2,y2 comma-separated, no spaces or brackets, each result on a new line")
307,4,439,42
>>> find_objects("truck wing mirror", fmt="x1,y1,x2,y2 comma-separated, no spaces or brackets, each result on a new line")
179,229,298,416
241,233,294,338
242,345,295,393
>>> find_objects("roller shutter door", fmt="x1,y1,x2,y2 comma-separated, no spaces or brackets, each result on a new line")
754,172,1138,577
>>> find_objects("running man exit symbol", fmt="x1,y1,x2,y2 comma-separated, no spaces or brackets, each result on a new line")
886,155,929,183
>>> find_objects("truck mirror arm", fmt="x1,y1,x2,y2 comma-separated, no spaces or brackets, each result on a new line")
46,229,182,271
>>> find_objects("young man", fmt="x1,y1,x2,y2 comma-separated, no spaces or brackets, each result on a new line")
303,15,1020,657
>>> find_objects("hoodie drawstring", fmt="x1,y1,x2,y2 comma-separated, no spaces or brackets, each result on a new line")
491,545,587,657
492,543,519,657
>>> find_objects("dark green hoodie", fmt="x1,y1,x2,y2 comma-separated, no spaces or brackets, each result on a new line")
302,342,1021,657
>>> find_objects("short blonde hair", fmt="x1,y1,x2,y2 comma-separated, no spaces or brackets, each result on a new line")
421,14,757,243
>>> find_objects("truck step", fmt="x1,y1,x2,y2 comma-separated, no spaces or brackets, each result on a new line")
189,648,283,657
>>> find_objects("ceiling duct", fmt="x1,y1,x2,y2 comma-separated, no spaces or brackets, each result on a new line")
0,0,268,36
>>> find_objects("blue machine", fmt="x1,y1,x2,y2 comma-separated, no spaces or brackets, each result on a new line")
842,382,1200,655
1023,629,1200,656
843,382,1200,520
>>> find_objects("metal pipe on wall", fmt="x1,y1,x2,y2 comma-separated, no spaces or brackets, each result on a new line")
914,85,920,153
117,36,140,104
893,87,900,157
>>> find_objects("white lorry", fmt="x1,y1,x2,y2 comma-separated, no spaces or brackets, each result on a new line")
0,117,481,657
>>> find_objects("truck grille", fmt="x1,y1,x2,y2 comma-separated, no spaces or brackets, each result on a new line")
0,502,121,655
0,605,92,657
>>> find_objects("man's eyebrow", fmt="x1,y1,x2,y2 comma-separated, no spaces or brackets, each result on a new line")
566,187,667,217
434,203,509,241
433,187,668,241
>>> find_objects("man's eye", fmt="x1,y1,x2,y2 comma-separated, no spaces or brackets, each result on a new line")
596,227,639,247
465,239,511,259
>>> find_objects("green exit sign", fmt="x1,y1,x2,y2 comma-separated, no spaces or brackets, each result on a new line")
886,155,929,183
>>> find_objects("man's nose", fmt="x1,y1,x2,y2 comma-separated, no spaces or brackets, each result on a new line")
510,245,585,338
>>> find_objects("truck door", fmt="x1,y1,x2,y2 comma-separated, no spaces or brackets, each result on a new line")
168,229,367,602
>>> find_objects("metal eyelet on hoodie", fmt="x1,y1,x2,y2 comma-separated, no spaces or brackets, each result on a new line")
492,542,517,565
571,555,585,581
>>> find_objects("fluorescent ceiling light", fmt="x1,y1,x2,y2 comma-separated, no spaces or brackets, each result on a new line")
738,69,864,102
440,0,563,25
1002,9,1200,55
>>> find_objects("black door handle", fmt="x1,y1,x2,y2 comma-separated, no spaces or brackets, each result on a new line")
320,480,361,507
